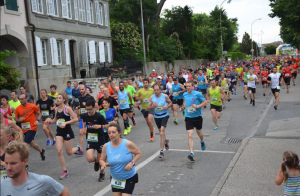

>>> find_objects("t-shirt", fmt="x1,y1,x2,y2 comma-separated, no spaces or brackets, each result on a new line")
291,64,299,73
230,72,238,82
268,73,282,89
98,96,118,109
1,172,64,196
15,103,39,133
36,98,54,115
78,94,95,114
183,74,189,82
47,92,59,104
8,100,21,110
65,87,74,101
124,85,136,104
25,93,34,103
247,74,258,88
178,77,186,85
72,88,81,106
108,86,115,96
166,82,174,93
136,88,154,110
183,91,206,118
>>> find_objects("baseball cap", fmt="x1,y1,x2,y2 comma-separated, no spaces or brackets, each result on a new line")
157,76,162,79
173,77,178,80
152,69,155,72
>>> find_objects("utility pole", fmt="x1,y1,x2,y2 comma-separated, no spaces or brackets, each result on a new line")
140,0,147,77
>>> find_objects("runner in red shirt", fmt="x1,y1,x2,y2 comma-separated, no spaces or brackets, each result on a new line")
290,61,299,86
261,66,269,96
282,62,292,93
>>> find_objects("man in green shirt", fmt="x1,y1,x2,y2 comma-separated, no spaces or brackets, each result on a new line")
123,78,137,127
9,91,21,124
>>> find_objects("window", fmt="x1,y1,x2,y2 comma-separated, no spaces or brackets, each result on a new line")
31,0,43,13
41,40,47,65
89,1,94,23
6,0,18,11
104,3,108,26
79,0,86,22
57,41,62,65
46,0,58,16
53,0,59,16
74,0,78,20
95,1,103,25
67,0,72,19
62,0,72,19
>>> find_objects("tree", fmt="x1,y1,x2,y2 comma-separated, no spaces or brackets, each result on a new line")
264,45,277,55
239,32,259,56
0,50,22,90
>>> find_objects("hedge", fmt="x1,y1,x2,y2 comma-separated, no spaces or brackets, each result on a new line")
225,52,246,60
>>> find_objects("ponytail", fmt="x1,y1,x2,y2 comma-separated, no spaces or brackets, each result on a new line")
281,161,289,181
11,129,23,142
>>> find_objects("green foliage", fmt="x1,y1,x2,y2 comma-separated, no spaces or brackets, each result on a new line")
264,45,277,55
225,52,246,60
0,50,22,91
239,32,259,56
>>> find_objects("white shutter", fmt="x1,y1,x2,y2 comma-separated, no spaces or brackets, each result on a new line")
104,4,108,26
89,41,96,64
74,0,78,20
82,40,88,64
46,0,53,15
99,42,105,63
95,1,99,24
35,36,43,66
90,2,94,23
50,37,59,65
65,39,70,65
107,42,111,63
81,0,86,22
61,0,68,18
31,0,37,12
86,0,91,23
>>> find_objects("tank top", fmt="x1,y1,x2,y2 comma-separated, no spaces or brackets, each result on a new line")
197,75,206,89
151,93,168,118
209,87,222,106
56,105,72,132
220,78,228,91
117,90,130,110
172,83,183,100
284,170,300,196
138,81,143,88
5,118,9,126
106,139,136,180
4,107,12,119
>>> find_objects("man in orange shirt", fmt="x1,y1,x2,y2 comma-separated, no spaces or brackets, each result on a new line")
291,60,299,86
14,93,46,161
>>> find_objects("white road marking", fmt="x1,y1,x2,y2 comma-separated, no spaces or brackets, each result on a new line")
169,149,235,154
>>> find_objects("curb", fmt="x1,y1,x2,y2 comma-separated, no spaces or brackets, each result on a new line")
210,137,250,196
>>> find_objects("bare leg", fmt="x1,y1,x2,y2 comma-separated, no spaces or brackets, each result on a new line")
29,141,42,153
159,126,166,151
187,130,194,152
172,104,178,119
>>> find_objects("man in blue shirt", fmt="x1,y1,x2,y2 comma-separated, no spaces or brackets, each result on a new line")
65,81,74,106
71,81,80,110
180,81,207,162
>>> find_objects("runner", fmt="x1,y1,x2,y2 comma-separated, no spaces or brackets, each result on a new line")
219,73,230,109
47,84,59,105
110,78,134,136
0,95,15,120
197,69,208,105
268,67,283,110
36,89,56,146
81,99,109,182
0,108,22,132
236,65,243,86
70,81,80,111
180,81,207,161
261,66,269,96
247,69,259,106
225,70,234,101
123,78,137,127
147,84,172,158
171,77,185,125
242,67,250,99
8,91,21,116
65,81,74,105
98,87,119,111
207,79,226,130
19,86,35,104
14,93,45,161
136,78,155,141
45,93,82,179
178,72,186,85
230,68,239,95
291,61,299,86
282,62,292,93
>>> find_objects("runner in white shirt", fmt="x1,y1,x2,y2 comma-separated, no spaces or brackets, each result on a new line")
247,69,259,106
268,67,283,110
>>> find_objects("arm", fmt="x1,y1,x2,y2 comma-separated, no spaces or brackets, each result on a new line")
219,87,226,100
179,84,186,93
8,120,22,133
109,76,118,94
60,187,70,196
147,95,154,111
100,144,109,170
124,141,141,170
163,94,172,110
204,76,208,84
128,92,133,106
275,167,284,185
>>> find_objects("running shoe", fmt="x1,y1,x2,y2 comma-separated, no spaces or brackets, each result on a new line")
46,138,51,146
274,105,277,110
98,172,105,182
188,153,195,161
252,100,255,106
283,86,285,89
204,106,206,108
133,113,136,117
250,99,253,104
244,96,247,100
201,141,206,151
123,128,128,136
159,151,164,158
287,89,289,93
293,84,295,86
213,126,218,130
75,144,83,155
40,148,46,161
223,105,226,109
228,98,231,102
234,91,236,95
174,119,178,125
133,120,137,126
52,139,56,146
150,132,154,141
60,171,69,180
165,139,170,150
94,162,100,172
263,93,265,96
127,125,132,133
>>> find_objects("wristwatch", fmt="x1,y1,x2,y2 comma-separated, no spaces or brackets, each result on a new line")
130,161,135,166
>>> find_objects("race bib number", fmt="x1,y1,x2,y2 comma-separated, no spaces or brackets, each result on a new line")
228,78,231,82
120,100,127,105
57,119,65,127
172,93,178,97
285,73,290,77
68,95,73,99
212,97,218,102
41,110,49,116
187,106,196,114
143,99,149,104
277,86,281,90
87,133,98,142
222,87,226,90
155,105,163,112
75,98,79,102
21,122,31,130
0,170,8,181
53,99,57,104
232,79,236,82
263,77,267,80
200,81,204,84
80,108,87,114
111,177,126,189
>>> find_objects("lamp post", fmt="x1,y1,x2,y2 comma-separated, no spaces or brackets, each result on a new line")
261,30,264,56
251,18,261,59
140,0,147,77
220,0,227,61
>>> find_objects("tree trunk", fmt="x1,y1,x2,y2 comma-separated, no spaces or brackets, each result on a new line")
147,34,151,61
156,0,167,33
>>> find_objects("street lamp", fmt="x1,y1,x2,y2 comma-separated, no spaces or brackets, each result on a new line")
140,0,147,77
251,18,261,59
254,32,260,57
261,30,264,56
220,0,231,61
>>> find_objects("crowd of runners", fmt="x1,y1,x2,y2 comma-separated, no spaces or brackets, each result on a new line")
0,54,299,195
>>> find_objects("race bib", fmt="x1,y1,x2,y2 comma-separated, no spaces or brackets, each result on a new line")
232,79,236,82
228,78,231,82
222,87,226,90
200,81,204,84
172,93,178,97
263,77,267,80
155,105,163,112
21,122,31,130
53,99,57,104
120,100,127,105
187,106,196,114
80,108,87,114
285,73,290,77
0,170,8,181
277,86,281,90
212,97,218,101
87,133,98,142
57,119,65,127
41,110,49,116
111,177,126,189
75,98,79,102
68,95,73,99
143,99,149,104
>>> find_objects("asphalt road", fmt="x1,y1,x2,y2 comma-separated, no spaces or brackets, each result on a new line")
25,82,295,196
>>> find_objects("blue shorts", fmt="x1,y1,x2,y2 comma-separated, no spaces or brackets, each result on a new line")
241,82,245,86
24,130,37,144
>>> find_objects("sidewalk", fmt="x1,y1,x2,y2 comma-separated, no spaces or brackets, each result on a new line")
211,78,300,196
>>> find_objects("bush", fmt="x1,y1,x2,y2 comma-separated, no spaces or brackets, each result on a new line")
225,52,246,60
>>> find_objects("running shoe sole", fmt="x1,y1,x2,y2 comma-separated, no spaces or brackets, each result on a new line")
98,173,105,182
159,152,164,158
188,154,195,161
60,174,69,180
174,120,178,125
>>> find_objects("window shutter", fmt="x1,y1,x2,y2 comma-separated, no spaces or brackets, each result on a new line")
80,0,86,22
82,40,88,64
50,37,59,65
86,0,91,23
104,4,108,26
99,4,103,25
90,2,94,23
107,42,111,63
88,41,96,64
95,1,99,24
31,0,37,12
74,0,78,20
35,36,43,66
99,42,105,63
46,0,53,15
65,39,70,65
61,0,68,18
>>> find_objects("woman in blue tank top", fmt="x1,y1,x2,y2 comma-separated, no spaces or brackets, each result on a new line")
100,124,141,195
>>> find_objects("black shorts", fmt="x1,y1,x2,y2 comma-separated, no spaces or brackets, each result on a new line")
198,89,207,95
284,77,291,85
247,87,256,93
262,81,267,85
56,130,75,141
292,73,297,78
24,130,37,144
271,88,280,95
210,104,222,112
111,173,138,194
119,108,131,116
141,109,154,119
231,81,237,86
154,115,169,129
185,116,203,130
42,113,54,122
86,143,104,154
172,99,184,106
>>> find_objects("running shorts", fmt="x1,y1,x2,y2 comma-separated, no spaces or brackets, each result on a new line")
154,116,169,129
111,173,138,194
86,143,104,154
262,81,267,85
292,73,297,78
141,109,154,119
185,116,203,130
247,87,256,93
284,77,291,85
198,89,207,95
271,88,280,95
119,108,131,116
210,104,222,112
56,130,75,141
24,130,37,144
172,99,183,106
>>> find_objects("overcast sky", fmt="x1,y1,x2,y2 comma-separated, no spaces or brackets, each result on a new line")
162,0,282,44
